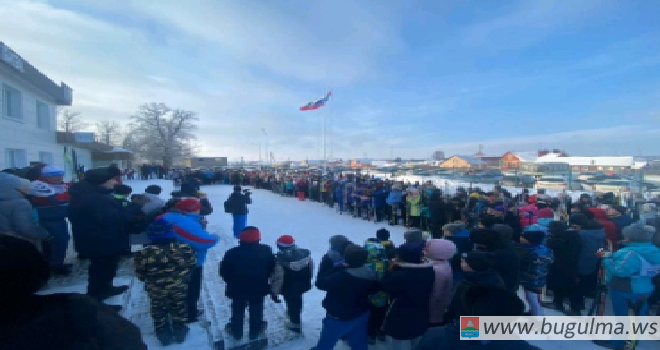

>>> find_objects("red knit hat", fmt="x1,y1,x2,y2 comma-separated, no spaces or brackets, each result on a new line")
276,235,295,247
175,198,201,213
240,226,261,243
538,208,554,218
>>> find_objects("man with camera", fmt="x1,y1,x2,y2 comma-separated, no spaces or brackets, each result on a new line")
225,185,252,239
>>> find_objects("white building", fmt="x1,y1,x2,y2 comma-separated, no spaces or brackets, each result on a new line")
535,153,634,171
1,41,73,170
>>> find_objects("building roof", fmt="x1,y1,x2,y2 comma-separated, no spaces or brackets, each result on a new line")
0,41,72,105
453,155,487,165
510,151,539,163
56,132,112,151
536,154,634,166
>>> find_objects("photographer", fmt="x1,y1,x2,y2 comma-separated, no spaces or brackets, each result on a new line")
225,185,252,239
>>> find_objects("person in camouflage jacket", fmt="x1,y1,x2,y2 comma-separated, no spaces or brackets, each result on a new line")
134,218,196,346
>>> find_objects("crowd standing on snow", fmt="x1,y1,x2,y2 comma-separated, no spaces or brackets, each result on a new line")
1,164,660,350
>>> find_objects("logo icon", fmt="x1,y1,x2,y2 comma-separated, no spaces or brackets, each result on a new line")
460,317,479,338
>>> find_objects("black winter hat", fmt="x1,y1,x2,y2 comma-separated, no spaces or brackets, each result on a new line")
145,185,162,195
463,286,525,317
376,228,390,241
234,185,242,192
329,235,350,250
344,245,368,267
404,230,424,243
0,236,50,299
462,251,494,272
114,184,133,195
469,229,500,250
397,243,424,263
85,168,115,186
180,183,197,195
522,230,545,245
570,213,589,228
548,220,568,234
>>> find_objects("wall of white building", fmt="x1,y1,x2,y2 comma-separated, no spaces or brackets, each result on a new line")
0,70,85,176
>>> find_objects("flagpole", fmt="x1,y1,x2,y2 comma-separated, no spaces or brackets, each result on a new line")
323,106,327,174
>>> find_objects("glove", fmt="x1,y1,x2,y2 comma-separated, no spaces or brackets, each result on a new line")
270,294,281,303
597,249,612,258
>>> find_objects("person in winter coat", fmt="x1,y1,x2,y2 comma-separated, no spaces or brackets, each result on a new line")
28,165,72,275
225,185,252,239
220,227,275,340
406,189,422,228
168,182,213,216
0,173,49,251
372,185,389,222
313,245,379,350
427,192,447,238
442,223,472,283
588,207,617,250
424,239,455,327
444,251,505,323
0,235,148,350
545,221,582,315
270,235,313,333
519,204,539,229
593,224,660,350
134,219,197,346
317,234,352,278
375,228,396,260
416,285,541,350
381,243,435,350
67,168,146,305
295,178,308,201
142,184,166,217
569,213,608,313
470,229,520,293
517,228,554,316
160,198,219,322
386,184,403,224
363,238,390,343
537,207,554,232
607,206,633,242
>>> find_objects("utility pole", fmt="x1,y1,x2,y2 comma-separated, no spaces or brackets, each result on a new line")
262,128,269,167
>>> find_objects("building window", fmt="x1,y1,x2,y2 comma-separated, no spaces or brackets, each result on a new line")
39,151,54,165
5,148,27,168
2,84,22,120
36,101,50,130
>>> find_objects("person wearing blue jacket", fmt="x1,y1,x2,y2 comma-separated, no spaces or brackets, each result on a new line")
372,185,388,223
517,229,554,316
594,224,660,350
161,198,219,323
386,185,403,224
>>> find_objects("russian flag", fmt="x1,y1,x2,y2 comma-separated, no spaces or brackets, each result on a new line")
299,91,332,111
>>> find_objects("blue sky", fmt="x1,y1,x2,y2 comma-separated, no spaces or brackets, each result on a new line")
1,0,659,161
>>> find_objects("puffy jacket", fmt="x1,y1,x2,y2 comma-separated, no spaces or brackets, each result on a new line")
220,242,275,299
518,205,539,228
0,174,49,246
29,184,69,222
587,208,617,247
407,193,422,216
603,241,660,294
386,190,402,205
160,212,218,266
316,265,379,321
226,191,251,215
517,245,554,290
270,247,313,296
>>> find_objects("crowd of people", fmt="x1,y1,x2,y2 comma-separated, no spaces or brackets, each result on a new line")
2,164,660,350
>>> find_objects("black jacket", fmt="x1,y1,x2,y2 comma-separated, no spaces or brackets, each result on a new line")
271,248,313,296
445,269,505,322
316,265,379,321
220,242,275,299
68,184,143,257
546,229,582,291
226,191,251,215
0,294,147,350
490,240,521,293
381,262,435,340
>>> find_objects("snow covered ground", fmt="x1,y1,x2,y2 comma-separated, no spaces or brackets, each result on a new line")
38,179,655,350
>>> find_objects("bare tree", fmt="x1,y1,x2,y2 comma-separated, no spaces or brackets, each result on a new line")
57,109,89,133
95,120,122,146
129,103,199,167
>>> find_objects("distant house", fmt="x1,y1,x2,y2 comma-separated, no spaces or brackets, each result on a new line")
500,152,540,170
480,156,501,167
535,154,634,171
439,155,487,169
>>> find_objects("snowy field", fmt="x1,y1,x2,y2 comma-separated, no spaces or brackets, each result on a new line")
38,179,655,350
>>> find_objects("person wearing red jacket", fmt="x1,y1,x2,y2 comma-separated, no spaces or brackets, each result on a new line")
587,207,617,250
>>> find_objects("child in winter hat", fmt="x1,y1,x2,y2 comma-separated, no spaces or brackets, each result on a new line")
425,239,456,325
276,234,296,249
175,198,201,213
622,224,655,242
239,226,261,244
397,242,424,264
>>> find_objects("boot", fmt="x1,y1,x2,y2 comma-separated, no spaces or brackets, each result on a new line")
156,328,174,346
172,326,190,343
